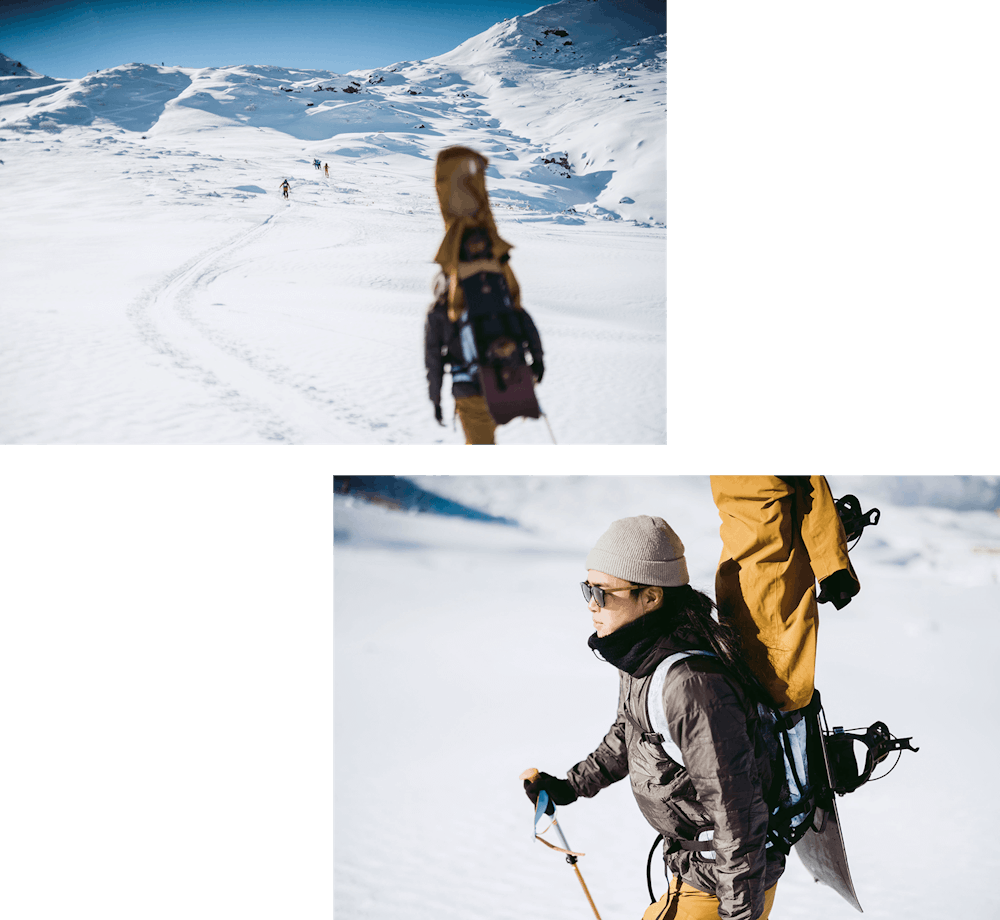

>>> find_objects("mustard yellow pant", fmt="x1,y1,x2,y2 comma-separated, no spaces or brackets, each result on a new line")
455,394,496,445
641,878,777,920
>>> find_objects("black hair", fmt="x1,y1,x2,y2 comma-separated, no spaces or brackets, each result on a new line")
635,584,774,706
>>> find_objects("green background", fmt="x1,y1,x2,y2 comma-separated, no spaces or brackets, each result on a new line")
0,2,1000,920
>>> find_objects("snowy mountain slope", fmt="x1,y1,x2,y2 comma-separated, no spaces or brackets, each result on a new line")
1,52,31,76
334,476,1000,920
0,51,62,110
0,51,41,80
0,0,665,444
0,1,664,223
433,0,665,220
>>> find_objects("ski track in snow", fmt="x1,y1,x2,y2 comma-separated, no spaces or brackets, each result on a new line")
0,0,665,444
127,213,297,443
125,209,388,443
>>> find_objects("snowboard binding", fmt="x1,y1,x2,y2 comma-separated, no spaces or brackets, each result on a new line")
825,719,919,795
796,698,919,912
834,494,881,545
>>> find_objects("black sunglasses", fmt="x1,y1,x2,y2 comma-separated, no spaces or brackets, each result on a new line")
580,581,642,607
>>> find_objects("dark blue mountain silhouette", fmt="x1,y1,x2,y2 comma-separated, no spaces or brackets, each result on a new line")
334,476,517,526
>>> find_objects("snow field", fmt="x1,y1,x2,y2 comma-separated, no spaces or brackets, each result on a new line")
0,1,665,443
334,477,1000,919
1,130,663,443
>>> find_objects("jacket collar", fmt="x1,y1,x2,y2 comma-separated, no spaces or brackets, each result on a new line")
588,608,705,678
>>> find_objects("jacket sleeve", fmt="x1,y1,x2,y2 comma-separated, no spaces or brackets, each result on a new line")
798,476,859,588
518,307,543,364
664,665,771,920
424,307,446,405
565,676,629,798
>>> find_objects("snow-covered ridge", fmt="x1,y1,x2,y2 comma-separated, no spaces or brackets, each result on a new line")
0,0,665,225
434,0,664,67
0,51,39,78
0,50,60,99
0,0,665,445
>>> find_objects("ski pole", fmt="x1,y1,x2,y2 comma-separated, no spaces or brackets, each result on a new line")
541,413,557,445
534,398,557,444
520,768,602,920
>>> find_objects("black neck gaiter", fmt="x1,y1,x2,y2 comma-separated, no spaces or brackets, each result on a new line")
588,607,691,677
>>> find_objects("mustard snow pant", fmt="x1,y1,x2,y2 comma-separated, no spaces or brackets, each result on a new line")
642,878,777,920
711,475,856,711
455,394,496,445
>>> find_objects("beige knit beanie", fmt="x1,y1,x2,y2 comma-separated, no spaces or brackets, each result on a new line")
585,516,689,587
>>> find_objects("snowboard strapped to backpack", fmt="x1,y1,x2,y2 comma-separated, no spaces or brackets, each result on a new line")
455,227,542,425
643,653,918,907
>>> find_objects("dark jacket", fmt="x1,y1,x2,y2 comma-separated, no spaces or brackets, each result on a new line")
566,617,784,920
423,291,543,405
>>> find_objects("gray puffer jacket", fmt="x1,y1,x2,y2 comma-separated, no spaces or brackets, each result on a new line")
566,624,784,920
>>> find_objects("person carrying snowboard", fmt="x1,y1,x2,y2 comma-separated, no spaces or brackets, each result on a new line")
424,145,544,444
523,516,784,920
280,179,290,199
710,476,859,713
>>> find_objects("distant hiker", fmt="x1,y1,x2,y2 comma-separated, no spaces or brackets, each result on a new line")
711,476,860,712
522,516,784,920
280,179,290,199
324,162,329,177
313,158,321,170
425,145,544,444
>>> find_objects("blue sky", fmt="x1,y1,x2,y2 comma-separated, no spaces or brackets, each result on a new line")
1,0,549,78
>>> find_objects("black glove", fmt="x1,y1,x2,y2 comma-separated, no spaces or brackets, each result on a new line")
434,403,444,426
531,357,544,384
817,568,860,610
523,771,577,815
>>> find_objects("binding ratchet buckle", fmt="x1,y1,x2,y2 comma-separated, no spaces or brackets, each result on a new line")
834,494,881,546
826,721,919,795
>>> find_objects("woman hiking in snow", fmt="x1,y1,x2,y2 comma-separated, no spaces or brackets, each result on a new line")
523,516,784,920
280,179,290,199
424,145,543,444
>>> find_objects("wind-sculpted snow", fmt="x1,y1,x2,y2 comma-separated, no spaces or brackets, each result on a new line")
833,475,1000,512
0,51,43,80
9,65,194,133
0,0,665,224
0,0,665,444
436,0,665,69
335,476,1000,919
0,51,63,106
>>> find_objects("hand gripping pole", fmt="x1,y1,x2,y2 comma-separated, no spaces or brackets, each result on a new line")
520,768,602,920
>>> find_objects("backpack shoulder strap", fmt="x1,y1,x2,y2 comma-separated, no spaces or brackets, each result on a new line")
647,650,716,767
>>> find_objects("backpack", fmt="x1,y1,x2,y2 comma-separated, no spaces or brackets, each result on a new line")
454,228,541,424
643,651,917,896
642,651,817,859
